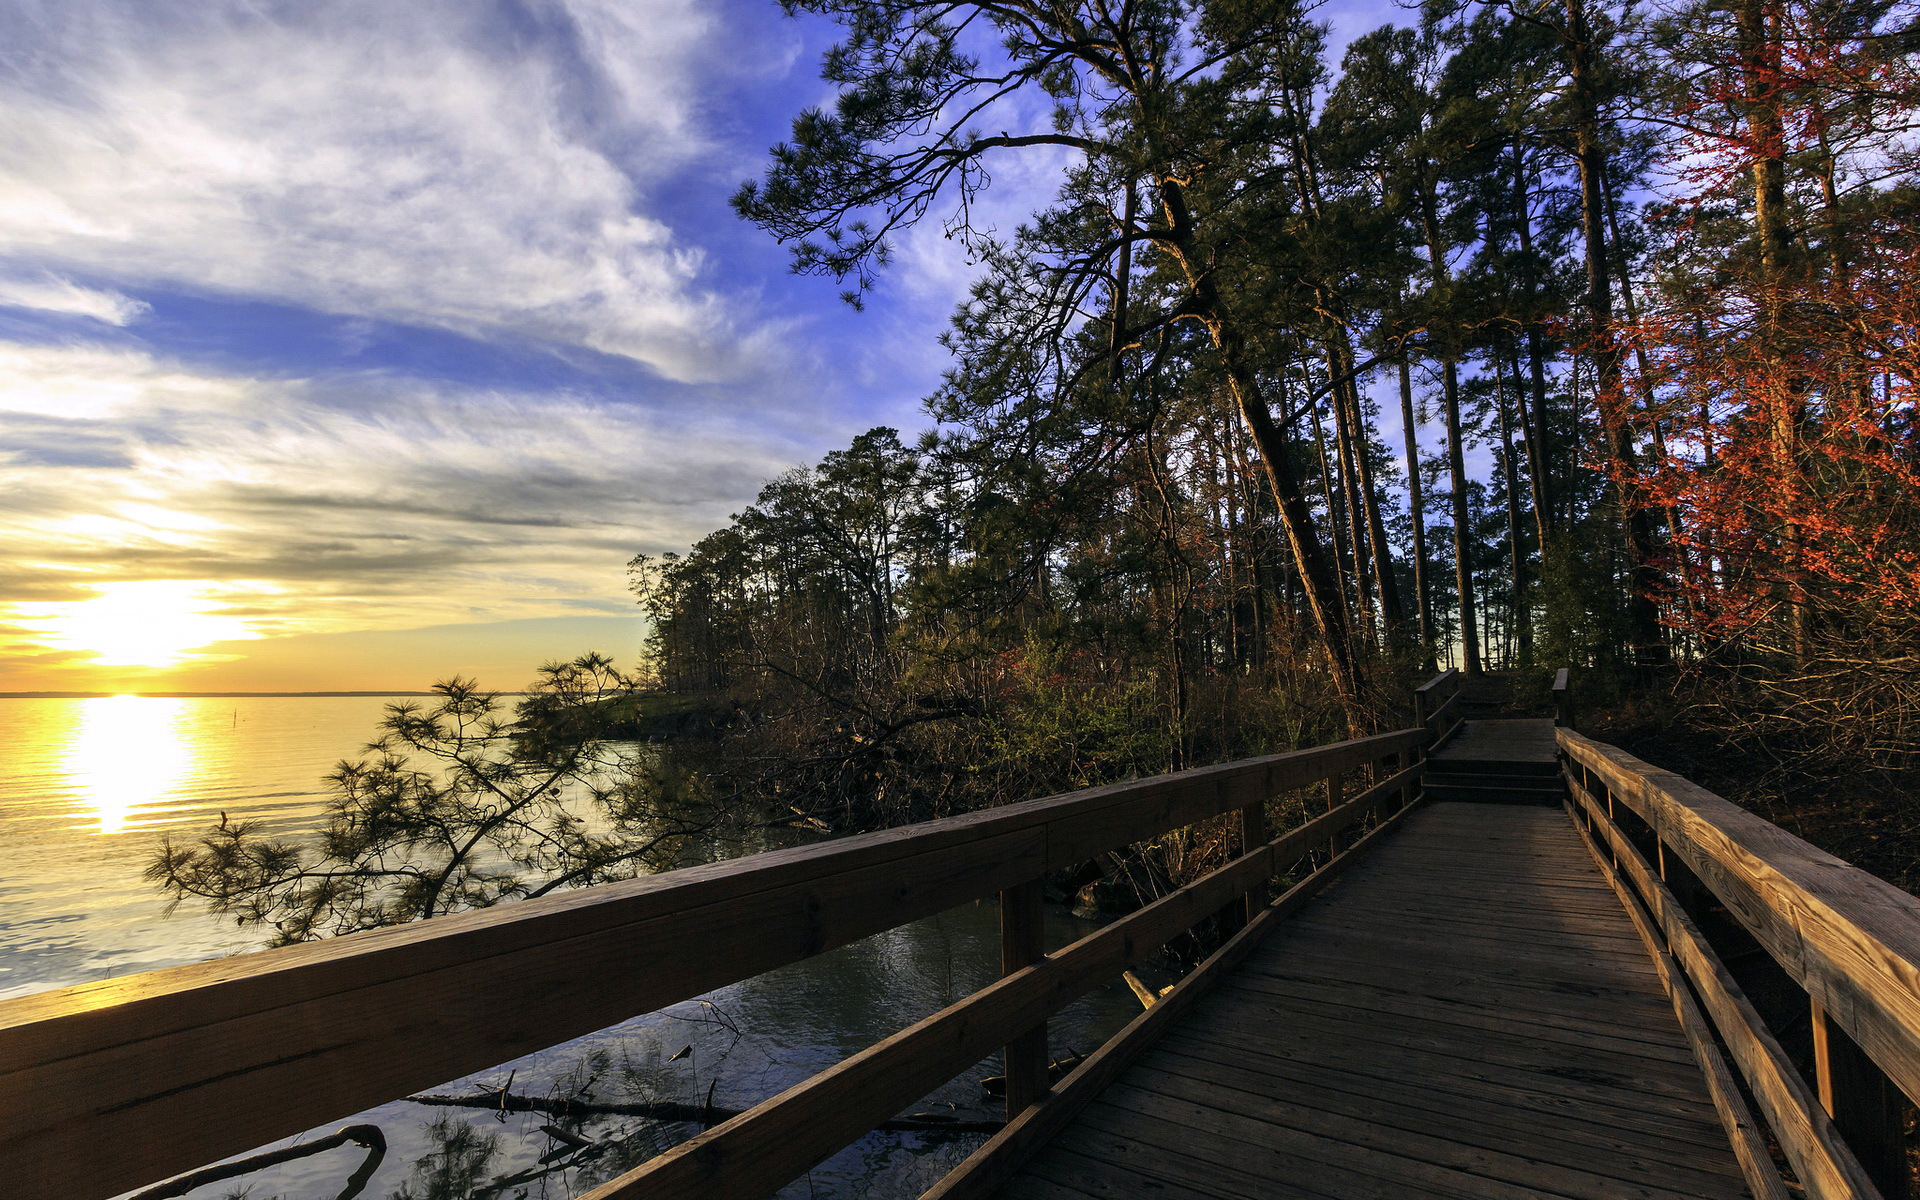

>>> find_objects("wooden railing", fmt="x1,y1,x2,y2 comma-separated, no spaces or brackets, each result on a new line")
1552,666,1575,729
1413,665,1465,746
1561,729,1920,1200
0,714,1433,1200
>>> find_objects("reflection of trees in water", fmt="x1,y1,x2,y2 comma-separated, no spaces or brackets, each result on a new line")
383,992,1007,1200
389,1051,717,1199
390,1117,498,1200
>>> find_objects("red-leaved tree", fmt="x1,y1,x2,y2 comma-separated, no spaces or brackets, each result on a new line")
1617,0,1920,664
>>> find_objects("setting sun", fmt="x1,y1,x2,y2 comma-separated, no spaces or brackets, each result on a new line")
24,580,259,670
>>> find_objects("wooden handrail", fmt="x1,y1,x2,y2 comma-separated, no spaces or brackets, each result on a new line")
0,727,1425,1200
1413,668,1464,749
1560,728,1919,1199
1553,667,1574,729
1565,762,1876,1199
1565,808,1789,1200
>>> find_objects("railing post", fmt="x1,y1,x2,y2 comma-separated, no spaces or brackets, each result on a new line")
1325,774,1345,854
998,880,1048,1118
1240,798,1269,925
1812,998,1912,1199
1553,668,1575,731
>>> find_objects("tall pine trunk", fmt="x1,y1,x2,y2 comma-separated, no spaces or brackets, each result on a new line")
1564,0,1668,666
1418,164,1481,674
1399,359,1436,657
1496,362,1533,663
1736,0,1809,662
1441,361,1481,674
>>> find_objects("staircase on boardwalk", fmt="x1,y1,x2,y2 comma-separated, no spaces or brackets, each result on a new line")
1423,671,1566,806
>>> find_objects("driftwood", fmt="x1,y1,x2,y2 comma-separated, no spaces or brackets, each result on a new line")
127,1124,386,1200
1123,970,1174,1009
408,1090,1003,1137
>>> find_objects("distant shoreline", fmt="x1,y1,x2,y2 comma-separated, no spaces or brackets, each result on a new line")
0,691,443,699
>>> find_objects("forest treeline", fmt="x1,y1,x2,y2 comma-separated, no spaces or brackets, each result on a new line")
632,0,1920,829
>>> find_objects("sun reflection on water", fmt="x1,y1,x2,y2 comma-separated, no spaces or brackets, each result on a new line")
64,696,194,834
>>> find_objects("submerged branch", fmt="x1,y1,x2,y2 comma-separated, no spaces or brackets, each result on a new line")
127,1124,386,1200
406,1090,1003,1137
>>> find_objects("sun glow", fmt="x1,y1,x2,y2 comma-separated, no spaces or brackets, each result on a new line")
27,579,259,669
63,695,194,834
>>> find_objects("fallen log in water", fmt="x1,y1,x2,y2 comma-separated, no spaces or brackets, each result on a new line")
408,1089,1003,1136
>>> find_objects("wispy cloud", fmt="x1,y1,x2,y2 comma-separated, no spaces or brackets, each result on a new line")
0,339,804,685
0,1,1003,690
0,0,770,381
0,272,148,325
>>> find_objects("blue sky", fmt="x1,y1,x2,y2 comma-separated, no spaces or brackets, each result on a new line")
0,0,1408,692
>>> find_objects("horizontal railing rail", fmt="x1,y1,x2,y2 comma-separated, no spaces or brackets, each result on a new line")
1,723,1427,1200
593,758,1428,1200
1561,728,1920,1200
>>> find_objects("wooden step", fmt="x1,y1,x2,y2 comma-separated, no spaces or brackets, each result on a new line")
1424,781,1566,807
1428,759,1562,779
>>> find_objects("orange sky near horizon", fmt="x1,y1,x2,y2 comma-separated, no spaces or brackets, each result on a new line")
0,608,648,695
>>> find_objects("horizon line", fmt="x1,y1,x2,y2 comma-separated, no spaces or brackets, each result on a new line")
0,690,448,699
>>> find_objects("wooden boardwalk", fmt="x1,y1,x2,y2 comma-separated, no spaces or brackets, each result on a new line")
25,684,1920,1200
998,802,1751,1200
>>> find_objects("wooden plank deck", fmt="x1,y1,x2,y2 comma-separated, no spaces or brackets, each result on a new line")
996,802,1752,1200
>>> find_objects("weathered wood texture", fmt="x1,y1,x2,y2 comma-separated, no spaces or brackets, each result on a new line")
1567,768,1879,1199
924,790,1426,1200
1559,730,1920,1120
0,728,1423,1200
1000,880,1050,1118
993,803,1752,1200
1565,797,1790,1200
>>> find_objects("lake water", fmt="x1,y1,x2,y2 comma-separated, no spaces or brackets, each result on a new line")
0,696,1142,1199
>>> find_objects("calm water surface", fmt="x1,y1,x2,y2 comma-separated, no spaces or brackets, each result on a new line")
0,697,1140,1199
0,696,405,996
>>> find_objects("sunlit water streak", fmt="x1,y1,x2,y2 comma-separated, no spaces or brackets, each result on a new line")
0,696,1142,1199
0,696,388,998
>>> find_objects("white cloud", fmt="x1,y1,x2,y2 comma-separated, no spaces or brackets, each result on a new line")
0,341,251,419
0,272,148,325
0,339,803,683
0,0,758,381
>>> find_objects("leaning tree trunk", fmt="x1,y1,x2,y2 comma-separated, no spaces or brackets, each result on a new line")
1158,180,1365,724
1324,318,1409,644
